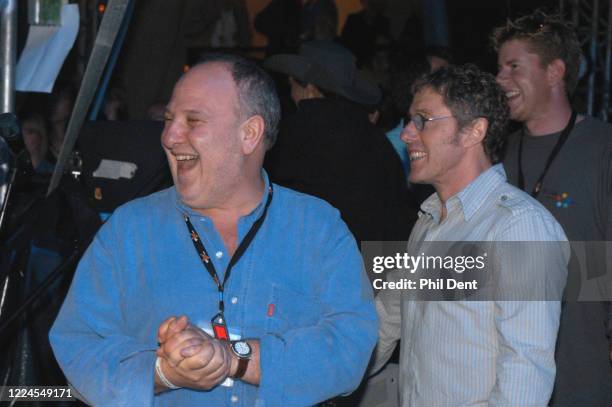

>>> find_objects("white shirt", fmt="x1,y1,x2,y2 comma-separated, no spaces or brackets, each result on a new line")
373,164,569,407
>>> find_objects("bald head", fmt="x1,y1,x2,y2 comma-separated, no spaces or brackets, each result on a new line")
189,54,281,150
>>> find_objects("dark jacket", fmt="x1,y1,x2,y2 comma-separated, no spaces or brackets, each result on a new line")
265,98,416,244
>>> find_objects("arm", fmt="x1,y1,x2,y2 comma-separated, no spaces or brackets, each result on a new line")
256,216,378,406
488,214,569,406
369,285,402,375
49,224,158,406
489,300,562,406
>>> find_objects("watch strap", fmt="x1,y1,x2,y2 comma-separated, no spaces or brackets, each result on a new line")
232,357,249,379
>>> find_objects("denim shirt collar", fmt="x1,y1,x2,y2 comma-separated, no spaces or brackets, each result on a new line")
173,169,272,225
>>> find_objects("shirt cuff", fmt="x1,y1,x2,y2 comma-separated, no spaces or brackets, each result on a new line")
256,333,286,406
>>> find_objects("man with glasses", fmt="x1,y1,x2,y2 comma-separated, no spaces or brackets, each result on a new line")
493,10,612,406
371,64,568,406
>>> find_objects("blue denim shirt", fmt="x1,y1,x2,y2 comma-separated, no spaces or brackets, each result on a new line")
50,174,378,406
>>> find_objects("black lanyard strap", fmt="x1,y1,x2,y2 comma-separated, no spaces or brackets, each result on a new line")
183,185,273,313
518,110,577,198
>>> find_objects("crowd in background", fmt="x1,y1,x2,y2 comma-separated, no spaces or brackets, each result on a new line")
2,1,611,406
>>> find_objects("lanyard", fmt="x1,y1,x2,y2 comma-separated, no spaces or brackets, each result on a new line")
182,185,273,339
518,110,577,198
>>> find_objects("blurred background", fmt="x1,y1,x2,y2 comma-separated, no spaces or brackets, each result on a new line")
0,0,610,404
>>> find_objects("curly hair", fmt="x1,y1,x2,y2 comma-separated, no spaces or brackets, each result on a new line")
413,64,510,164
491,9,582,95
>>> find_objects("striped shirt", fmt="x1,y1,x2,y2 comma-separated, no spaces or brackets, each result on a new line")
374,164,569,407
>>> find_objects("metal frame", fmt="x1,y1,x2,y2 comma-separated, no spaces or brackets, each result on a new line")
0,0,17,114
560,0,612,120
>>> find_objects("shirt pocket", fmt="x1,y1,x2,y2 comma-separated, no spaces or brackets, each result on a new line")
265,283,322,334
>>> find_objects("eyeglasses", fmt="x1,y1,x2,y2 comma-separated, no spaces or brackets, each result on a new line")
405,113,454,131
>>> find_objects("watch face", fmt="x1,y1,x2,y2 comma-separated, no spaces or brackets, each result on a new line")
232,341,251,358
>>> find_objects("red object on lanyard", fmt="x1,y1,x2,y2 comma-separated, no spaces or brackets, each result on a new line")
211,313,229,341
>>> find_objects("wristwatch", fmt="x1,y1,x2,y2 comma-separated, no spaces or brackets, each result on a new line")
228,340,252,379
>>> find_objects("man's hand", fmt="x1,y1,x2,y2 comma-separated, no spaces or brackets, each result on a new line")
157,315,189,346
155,316,234,391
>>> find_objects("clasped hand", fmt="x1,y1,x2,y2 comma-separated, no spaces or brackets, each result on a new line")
156,315,234,390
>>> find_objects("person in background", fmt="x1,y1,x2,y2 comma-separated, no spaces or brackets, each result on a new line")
493,10,612,406
255,0,338,57
47,86,75,161
340,0,391,69
21,113,53,174
264,40,415,246
147,101,168,122
424,45,453,73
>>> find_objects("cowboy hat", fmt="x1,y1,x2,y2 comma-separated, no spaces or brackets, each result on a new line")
263,40,381,106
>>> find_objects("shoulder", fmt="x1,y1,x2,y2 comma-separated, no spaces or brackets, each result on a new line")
104,187,176,229
494,183,567,241
569,117,612,170
269,184,361,258
573,116,612,146
270,183,357,242
494,182,549,217
271,183,343,221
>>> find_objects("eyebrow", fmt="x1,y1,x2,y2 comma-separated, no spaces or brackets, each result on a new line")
411,107,434,116
184,109,206,116
501,58,519,65
164,108,207,118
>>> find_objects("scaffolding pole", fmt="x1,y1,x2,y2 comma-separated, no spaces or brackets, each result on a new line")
562,0,612,121
0,0,17,114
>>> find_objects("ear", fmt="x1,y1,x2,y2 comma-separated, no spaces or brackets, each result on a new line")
368,110,380,124
547,58,566,87
305,84,324,99
460,117,488,149
240,115,265,155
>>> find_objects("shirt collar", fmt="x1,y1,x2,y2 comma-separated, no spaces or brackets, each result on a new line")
419,164,507,223
174,169,272,223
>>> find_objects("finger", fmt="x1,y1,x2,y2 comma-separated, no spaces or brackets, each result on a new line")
205,353,231,381
165,337,205,366
175,336,206,358
174,315,190,331
180,341,215,371
162,328,206,355
167,315,189,337
178,355,228,387
191,340,226,374
179,343,204,359
157,316,177,344
182,324,211,340
191,342,231,385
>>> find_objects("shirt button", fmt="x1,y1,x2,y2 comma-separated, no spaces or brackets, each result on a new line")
500,194,508,201
231,296,238,304
215,251,223,259
231,395,238,403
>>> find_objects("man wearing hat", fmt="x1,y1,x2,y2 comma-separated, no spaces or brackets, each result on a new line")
264,40,414,247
